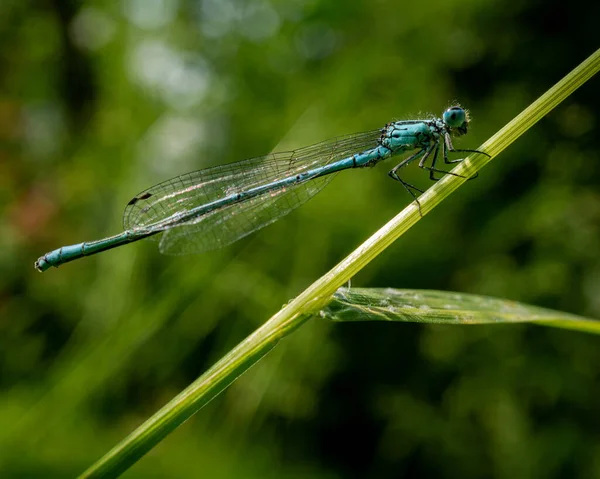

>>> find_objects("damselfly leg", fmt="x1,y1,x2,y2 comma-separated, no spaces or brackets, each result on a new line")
388,137,490,215
388,148,428,215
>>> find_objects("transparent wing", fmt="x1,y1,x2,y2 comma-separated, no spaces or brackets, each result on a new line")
123,129,383,254
158,173,333,255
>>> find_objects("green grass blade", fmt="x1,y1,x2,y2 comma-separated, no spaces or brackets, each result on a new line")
80,48,600,478
321,288,600,335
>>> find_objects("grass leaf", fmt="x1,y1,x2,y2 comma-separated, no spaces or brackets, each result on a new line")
321,288,600,335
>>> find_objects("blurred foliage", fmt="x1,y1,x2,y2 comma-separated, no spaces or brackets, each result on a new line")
1,0,599,477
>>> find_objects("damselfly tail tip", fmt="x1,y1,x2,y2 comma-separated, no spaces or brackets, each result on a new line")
34,256,50,273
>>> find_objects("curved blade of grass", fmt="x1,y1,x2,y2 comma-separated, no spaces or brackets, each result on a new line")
80,48,600,478
321,288,600,335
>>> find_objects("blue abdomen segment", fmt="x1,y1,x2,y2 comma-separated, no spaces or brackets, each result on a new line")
34,230,147,271
347,145,391,168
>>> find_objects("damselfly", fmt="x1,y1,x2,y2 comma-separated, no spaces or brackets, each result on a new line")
34,106,488,272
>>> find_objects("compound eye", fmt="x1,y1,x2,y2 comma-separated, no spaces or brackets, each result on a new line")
443,107,466,128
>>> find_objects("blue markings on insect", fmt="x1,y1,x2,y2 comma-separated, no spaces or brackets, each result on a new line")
34,105,489,272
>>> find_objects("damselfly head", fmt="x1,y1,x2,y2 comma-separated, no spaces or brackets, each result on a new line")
443,106,470,136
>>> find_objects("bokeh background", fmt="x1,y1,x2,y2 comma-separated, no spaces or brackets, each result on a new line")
1,0,599,477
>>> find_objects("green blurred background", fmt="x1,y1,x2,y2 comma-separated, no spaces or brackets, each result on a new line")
1,0,599,477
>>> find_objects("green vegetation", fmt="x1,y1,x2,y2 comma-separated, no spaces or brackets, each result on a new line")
1,1,600,478
324,288,600,334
